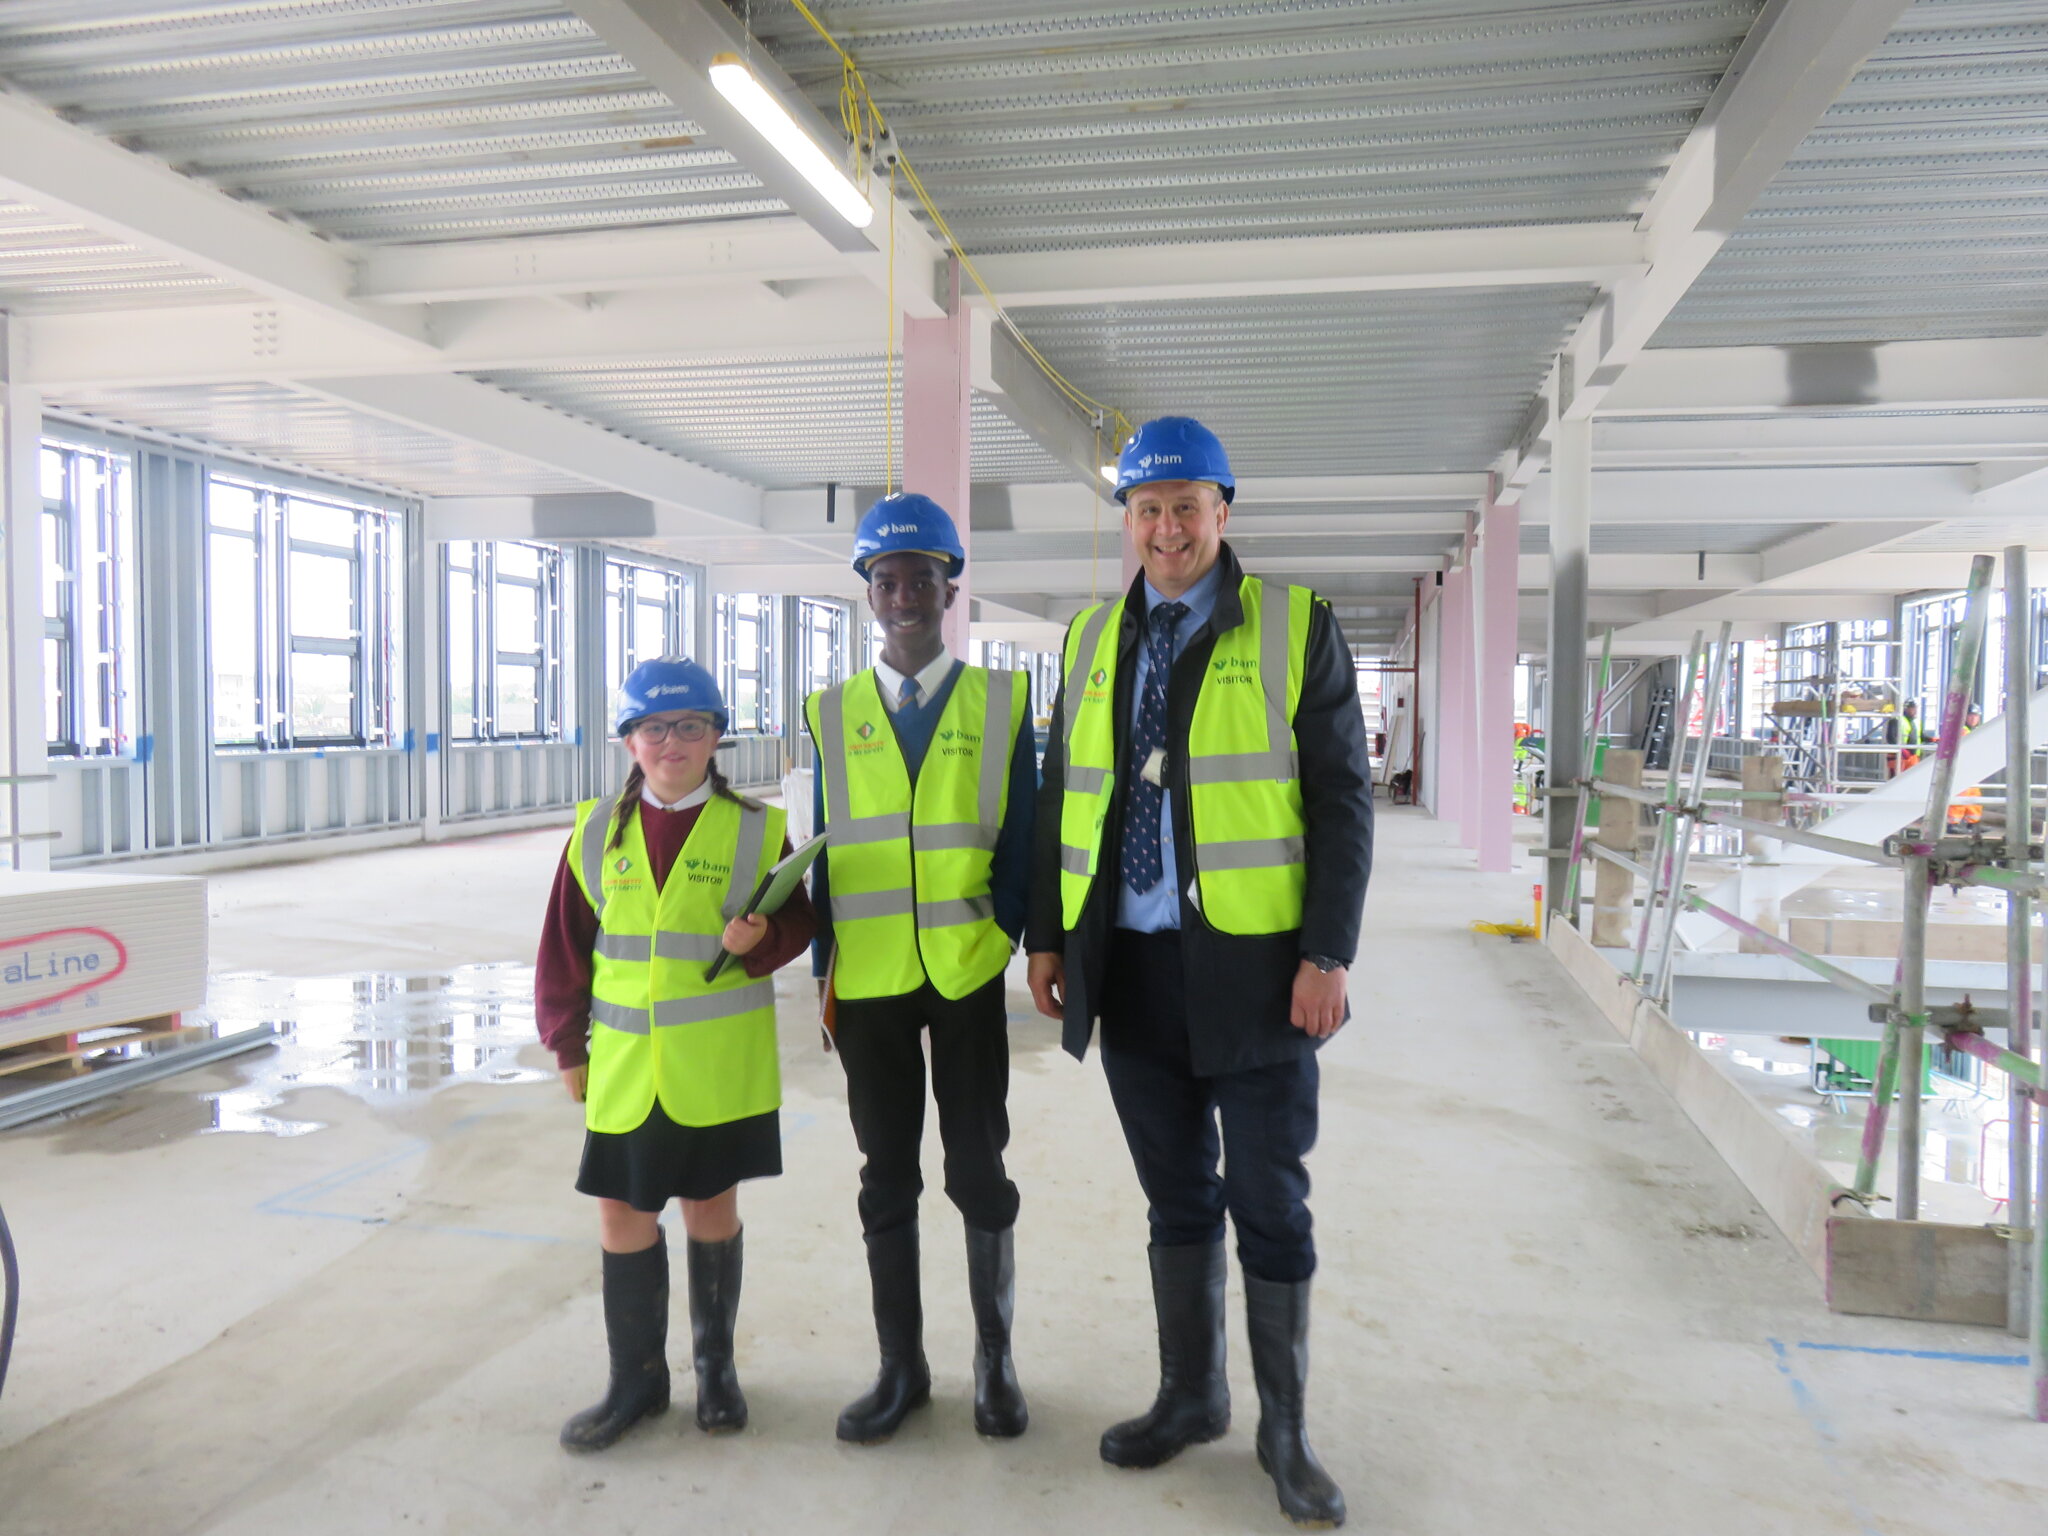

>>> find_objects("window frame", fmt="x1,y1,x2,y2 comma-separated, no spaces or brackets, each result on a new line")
443,539,566,743
716,592,779,735
206,473,404,751
40,440,136,759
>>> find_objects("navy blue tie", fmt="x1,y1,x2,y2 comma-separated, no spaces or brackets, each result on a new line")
1122,600,1188,895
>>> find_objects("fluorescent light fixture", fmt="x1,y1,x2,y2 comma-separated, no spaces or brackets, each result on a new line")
710,52,873,229
1100,465,1118,484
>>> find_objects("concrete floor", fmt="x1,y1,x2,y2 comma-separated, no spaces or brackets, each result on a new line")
1,810,2044,1535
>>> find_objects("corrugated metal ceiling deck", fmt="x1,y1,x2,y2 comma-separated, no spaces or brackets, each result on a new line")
479,356,1070,488
0,0,779,245
1010,285,1598,475
750,0,1762,252
0,196,243,311
46,381,597,496
1657,0,2048,346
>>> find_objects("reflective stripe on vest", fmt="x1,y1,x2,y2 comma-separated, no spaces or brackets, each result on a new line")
807,664,1025,1002
565,791,784,1132
1057,575,1313,935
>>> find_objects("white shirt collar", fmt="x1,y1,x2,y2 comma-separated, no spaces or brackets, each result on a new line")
873,649,955,712
641,777,714,812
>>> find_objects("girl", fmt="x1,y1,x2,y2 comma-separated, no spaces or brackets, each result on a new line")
536,657,815,1452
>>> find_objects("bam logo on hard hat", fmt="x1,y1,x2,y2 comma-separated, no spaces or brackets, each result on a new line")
1137,454,1183,470
876,523,922,537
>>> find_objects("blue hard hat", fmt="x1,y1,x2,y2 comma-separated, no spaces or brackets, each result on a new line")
851,492,966,580
615,657,728,737
1114,416,1235,505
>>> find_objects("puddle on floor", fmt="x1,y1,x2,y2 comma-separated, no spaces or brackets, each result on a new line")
9,963,550,1142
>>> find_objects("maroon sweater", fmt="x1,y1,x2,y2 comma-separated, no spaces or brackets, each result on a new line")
535,798,817,1070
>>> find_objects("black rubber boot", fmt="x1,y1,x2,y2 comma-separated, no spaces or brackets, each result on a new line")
964,1225,1028,1438
1244,1273,1346,1530
1099,1241,1231,1468
836,1222,931,1444
560,1240,671,1452
687,1230,747,1434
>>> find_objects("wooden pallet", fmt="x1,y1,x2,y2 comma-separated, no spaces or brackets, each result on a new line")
0,1014,191,1079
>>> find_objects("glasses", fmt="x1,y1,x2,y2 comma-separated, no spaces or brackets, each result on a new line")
633,717,715,744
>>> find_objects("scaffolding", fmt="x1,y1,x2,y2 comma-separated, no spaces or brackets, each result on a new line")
1566,551,2047,1424
1767,620,1906,793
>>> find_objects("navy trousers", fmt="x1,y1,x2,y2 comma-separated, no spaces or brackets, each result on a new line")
1098,928,1319,1283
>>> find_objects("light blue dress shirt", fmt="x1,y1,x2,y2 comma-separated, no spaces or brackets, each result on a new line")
1117,561,1226,932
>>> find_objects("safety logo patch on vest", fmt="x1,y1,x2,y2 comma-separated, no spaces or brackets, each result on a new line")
613,856,631,874
1210,655,1258,686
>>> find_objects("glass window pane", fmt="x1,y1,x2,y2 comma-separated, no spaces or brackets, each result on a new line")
40,447,64,503
289,652,355,740
496,579,539,654
448,570,476,739
42,509,65,621
288,497,357,548
446,539,476,574
497,542,542,581
209,479,260,532
634,600,664,663
289,550,354,640
44,637,64,745
731,673,760,733
496,663,539,735
210,532,261,743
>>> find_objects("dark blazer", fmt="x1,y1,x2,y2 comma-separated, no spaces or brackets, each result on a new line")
1026,543,1374,1076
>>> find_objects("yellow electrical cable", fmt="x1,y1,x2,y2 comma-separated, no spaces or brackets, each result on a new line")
885,158,896,495
779,0,1135,455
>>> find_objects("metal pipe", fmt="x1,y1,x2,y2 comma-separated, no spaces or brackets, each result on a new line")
0,1025,278,1131
1681,893,1893,1008
1694,805,1896,866
1953,864,2048,899
1867,554,1995,1223
1937,1028,2044,1093
2010,545,2045,1357
1897,854,1932,1221
1563,628,1614,913
1632,632,1705,983
1655,622,1736,1002
1587,842,1649,882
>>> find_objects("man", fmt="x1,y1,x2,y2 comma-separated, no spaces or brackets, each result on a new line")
1027,417,1372,1529
806,493,1036,1445
1887,698,1924,776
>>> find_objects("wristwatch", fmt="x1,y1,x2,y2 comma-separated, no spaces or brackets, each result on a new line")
1302,954,1345,974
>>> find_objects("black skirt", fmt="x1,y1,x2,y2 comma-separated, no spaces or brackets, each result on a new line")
575,1105,782,1209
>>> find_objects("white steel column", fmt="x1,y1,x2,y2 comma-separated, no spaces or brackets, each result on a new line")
1545,414,1592,915
0,316,50,870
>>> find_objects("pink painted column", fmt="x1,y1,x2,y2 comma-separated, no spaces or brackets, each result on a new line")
1475,496,1521,873
902,262,973,654
1437,561,1470,836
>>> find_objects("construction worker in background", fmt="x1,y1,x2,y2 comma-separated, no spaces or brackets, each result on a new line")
806,494,1036,1445
1951,705,1984,827
1027,417,1373,1529
1887,698,1924,775
536,658,817,1452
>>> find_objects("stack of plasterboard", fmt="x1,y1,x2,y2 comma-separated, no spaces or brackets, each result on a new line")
0,871,209,1052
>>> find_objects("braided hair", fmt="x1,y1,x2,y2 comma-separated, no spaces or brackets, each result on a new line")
607,737,747,851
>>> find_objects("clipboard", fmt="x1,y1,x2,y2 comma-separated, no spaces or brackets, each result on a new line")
704,830,829,982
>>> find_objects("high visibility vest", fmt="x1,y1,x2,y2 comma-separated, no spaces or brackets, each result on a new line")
566,791,784,1134
1057,575,1314,935
806,665,1027,1001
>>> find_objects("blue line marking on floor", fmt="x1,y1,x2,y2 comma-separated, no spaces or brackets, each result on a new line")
1798,1341,2028,1368
1766,1338,1884,1536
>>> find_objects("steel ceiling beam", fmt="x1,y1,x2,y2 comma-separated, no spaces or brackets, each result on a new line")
301,374,766,532
971,223,1646,307
1602,338,2048,417
1500,0,1916,495
0,93,431,354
